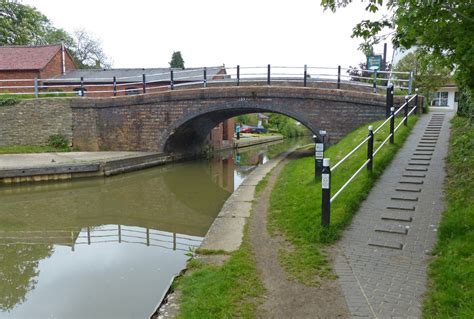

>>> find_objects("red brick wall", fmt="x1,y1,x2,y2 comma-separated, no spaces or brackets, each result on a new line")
0,70,39,93
40,49,76,79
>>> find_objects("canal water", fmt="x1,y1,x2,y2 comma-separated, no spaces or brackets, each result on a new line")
0,137,311,319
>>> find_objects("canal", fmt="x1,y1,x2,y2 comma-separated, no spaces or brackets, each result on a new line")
0,136,311,319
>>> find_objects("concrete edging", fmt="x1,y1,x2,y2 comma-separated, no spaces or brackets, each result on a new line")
199,150,290,252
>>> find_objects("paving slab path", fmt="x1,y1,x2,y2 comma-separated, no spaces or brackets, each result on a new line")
334,111,454,318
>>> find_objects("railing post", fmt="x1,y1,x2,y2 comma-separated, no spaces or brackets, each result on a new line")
146,228,150,246
170,70,174,90
113,76,117,96
237,65,240,86
142,74,146,94
373,69,378,93
267,64,271,85
367,125,374,172
203,67,207,88
87,227,91,245
80,76,84,97
321,158,331,227
34,77,39,98
389,107,395,144
304,64,307,87
386,83,393,118
337,65,341,89
408,71,413,94
404,95,409,126
118,225,122,243
414,88,419,114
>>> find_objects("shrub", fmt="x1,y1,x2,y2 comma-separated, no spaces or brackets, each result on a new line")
47,134,69,149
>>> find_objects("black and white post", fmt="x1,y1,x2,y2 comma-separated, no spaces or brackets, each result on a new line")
367,125,374,172
314,134,324,178
321,158,331,227
404,95,409,126
389,106,395,144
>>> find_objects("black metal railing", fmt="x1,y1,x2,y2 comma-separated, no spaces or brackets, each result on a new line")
0,65,413,98
320,91,419,226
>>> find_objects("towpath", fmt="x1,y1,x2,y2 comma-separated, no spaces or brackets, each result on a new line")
334,110,454,318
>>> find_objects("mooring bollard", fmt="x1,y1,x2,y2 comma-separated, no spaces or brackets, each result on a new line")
367,125,374,172
321,158,331,227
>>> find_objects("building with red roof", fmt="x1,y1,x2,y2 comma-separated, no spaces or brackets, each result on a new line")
0,44,76,93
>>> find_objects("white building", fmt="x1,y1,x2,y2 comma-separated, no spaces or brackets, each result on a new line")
430,82,458,111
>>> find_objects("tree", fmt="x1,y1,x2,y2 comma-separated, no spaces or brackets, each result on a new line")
72,29,111,69
169,51,185,69
321,0,473,118
0,1,111,69
0,0,50,45
394,51,451,104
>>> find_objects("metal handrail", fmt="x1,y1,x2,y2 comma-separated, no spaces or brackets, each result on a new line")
332,135,371,171
330,159,371,202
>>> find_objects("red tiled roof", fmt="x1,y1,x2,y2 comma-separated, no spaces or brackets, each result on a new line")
0,44,61,71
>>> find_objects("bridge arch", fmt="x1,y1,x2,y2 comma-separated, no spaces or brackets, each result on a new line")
162,103,317,154
71,86,389,154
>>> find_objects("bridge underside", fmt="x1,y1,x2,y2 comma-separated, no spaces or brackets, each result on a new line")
164,108,314,154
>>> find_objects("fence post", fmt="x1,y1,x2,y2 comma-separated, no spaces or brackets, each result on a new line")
367,125,374,172
304,64,307,87
113,76,117,96
80,76,84,97
414,88,419,114
142,74,146,94
237,65,240,86
389,107,395,144
34,77,39,98
373,69,378,93
203,67,207,88
386,83,393,118
337,65,341,89
170,70,174,90
321,158,331,227
408,71,413,94
267,64,271,85
404,95,409,126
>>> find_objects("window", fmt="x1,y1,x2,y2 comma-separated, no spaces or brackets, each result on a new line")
430,91,448,107
125,88,140,95
455,91,459,102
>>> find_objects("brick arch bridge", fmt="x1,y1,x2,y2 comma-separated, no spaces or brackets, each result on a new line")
72,85,390,154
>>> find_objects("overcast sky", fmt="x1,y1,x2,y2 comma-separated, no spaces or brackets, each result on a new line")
23,0,396,69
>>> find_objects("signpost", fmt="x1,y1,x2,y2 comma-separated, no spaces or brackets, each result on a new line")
367,55,382,70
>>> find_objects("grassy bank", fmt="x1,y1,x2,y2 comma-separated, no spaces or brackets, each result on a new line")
423,116,474,318
174,115,417,317
176,222,264,318
0,145,70,154
268,116,417,283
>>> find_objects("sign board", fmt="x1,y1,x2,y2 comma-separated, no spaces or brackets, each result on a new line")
367,55,382,70
315,151,324,159
322,173,330,189
315,143,324,152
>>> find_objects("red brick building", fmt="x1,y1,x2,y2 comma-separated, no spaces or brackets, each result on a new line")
0,44,234,150
0,44,76,93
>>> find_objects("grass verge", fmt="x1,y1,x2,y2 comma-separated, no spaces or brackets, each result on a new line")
175,178,269,318
423,116,474,318
0,145,70,154
268,115,418,284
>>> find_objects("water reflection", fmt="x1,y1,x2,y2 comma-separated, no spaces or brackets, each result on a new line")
0,136,311,318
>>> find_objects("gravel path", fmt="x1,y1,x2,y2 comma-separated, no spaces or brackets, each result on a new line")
249,152,350,318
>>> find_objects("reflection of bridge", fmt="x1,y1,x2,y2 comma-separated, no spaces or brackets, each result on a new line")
0,225,202,253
